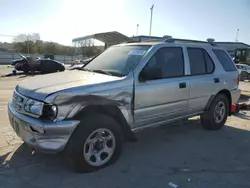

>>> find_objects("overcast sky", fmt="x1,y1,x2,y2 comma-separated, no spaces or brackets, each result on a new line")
0,0,250,45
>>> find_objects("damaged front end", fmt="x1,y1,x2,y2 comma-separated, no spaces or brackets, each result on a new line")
9,67,135,153
45,83,134,128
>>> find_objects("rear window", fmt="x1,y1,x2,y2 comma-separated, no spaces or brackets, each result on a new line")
213,49,237,71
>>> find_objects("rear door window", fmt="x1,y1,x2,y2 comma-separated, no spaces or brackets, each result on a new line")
187,48,206,75
204,50,215,73
213,49,237,71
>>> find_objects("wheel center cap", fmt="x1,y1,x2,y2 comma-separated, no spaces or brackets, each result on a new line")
93,139,104,151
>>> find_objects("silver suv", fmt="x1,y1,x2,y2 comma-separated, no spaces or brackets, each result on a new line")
8,38,241,172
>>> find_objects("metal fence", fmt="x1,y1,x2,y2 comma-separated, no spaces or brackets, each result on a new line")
0,52,80,65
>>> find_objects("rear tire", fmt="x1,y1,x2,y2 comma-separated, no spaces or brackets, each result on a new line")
201,94,229,130
59,66,65,72
65,113,123,173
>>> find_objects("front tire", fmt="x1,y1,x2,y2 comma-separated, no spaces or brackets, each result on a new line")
66,114,123,173
201,94,229,130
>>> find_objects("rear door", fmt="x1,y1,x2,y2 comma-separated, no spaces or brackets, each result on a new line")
212,49,239,90
186,47,216,113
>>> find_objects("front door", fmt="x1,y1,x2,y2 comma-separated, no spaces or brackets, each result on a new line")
134,47,189,128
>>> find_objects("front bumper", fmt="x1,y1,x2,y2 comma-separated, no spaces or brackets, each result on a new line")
8,101,80,153
231,88,241,104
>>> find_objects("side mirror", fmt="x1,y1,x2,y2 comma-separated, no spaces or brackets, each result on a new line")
139,68,162,81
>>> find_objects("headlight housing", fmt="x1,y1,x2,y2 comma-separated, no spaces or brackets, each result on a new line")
24,99,57,120
42,104,58,120
24,99,44,116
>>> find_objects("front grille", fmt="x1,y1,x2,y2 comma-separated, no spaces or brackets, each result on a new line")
12,91,27,112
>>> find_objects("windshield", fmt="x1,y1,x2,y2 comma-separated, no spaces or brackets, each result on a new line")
84,45,151,77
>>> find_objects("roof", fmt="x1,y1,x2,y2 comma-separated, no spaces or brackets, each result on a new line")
123,38,218,48
132,36,250,49
72,31,134,45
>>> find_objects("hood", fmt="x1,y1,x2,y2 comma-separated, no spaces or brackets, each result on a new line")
12,59,25,65
16,70,121,101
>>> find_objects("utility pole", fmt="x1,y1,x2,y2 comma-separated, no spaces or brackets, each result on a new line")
149,4,154,36
136,24,139,36
27,34,30,54
235,29,239,42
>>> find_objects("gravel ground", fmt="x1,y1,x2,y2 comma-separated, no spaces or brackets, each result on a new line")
1,67,250,188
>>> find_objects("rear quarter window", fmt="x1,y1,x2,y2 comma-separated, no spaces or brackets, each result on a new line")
213,49,237,71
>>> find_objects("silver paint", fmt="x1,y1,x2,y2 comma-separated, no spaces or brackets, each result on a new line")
16,70,123,101
8,42,241,153
8,101,80,153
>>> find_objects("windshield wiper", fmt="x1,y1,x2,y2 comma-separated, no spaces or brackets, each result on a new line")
81,68,92,72
81,69,124,77
91,69,112,76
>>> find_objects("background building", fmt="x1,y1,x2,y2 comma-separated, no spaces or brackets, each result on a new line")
131,35,250,57
73,32,250,58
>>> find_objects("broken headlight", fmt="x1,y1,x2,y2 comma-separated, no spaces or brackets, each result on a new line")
42,104,58,120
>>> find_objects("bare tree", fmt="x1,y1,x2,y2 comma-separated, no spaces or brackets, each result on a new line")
13,33,40,43
13,33,40,53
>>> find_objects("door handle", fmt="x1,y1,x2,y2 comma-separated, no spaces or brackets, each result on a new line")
214,78,220,83
179,82,186,89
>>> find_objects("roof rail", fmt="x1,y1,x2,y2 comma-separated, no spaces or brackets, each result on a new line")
143,39,164,42
165,38,217,46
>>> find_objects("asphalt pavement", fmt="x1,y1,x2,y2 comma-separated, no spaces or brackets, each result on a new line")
1,67,250,188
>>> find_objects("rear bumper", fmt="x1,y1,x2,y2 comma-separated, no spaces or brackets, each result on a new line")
8,101,80,153
231,88,241,104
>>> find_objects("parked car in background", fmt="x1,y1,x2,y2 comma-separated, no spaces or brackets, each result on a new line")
11,58,24,66
236,63,250,81
234,48,250,65
236,64,250,74
70,64,85,70
70,57,94,70
8,38,240,173
70,57,93,67
11,56,41,66
70,60,82,66
14,54,65,74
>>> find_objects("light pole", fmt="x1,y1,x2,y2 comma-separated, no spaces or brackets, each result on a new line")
26,34,30,54
136,24,139,36
149,4,154,36
235,29,239,42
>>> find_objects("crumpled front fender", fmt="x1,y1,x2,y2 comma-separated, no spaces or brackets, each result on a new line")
47,87,134,128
